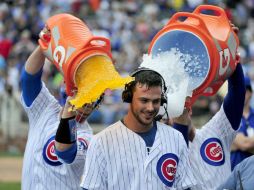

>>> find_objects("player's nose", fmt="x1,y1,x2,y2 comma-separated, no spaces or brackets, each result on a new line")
146,102,155,112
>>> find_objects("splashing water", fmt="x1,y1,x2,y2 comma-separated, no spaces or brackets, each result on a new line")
69,55,134,110
140,48,207,118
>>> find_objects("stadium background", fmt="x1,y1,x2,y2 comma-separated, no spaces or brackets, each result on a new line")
0,0,254,189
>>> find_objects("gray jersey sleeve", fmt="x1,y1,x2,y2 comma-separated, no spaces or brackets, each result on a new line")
217,170,237,190
217,156,254,190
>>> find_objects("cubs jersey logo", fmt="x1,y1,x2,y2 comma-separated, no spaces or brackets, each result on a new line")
77,137,88,151
200,138,225,166
43,136,62,166
156,153,179,187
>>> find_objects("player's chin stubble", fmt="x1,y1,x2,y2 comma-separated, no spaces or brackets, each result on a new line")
131,107,156,128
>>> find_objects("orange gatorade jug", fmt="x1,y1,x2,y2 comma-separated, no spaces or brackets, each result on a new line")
148,5,239,106
39,14,133,109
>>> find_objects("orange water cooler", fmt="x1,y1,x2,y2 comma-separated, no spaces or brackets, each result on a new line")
39,13,112,96
148,5,240,106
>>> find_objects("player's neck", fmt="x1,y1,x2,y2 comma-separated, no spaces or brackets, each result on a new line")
189,127,195,142
123,113,153,133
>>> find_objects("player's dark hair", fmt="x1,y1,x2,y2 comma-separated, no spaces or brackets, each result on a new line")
128,70,163,93
122,69,167,105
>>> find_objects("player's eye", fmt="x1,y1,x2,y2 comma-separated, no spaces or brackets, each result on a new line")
139,98,148,104
152,99,160,105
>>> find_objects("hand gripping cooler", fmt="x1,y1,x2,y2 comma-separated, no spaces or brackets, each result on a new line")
38,13,112,96
148,5,240,106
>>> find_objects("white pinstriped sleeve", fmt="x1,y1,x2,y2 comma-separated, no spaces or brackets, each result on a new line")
174,134,197,189
202,105,236,149
70,121,93,168
20,83,60,128
80,136,107,190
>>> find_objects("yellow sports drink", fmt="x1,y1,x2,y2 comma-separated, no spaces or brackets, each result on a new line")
148,5,239,106
39,14,133,109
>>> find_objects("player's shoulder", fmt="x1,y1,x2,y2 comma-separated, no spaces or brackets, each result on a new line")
200,105,231,131
21,82,58,108
157,122,183,135
93,121,122,139
156,122,189,153
156,122,186,142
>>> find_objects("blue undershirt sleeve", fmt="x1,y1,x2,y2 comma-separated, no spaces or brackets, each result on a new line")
173,123,189,146
20,67,43,107
223,64,245,130
54,143,77,164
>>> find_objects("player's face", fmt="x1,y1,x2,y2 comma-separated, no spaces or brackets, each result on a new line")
130,83,161,127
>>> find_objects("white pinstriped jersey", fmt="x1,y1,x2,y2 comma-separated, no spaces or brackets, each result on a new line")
20,83,92,190
189,106,236,190
80,121,196,190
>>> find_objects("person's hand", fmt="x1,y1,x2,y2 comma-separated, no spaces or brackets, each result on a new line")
174,97,192,126
229,21,239,35
73,103,93,123
61,96,76,119
172,107,192,126
229,21,241,63
38,25,51,50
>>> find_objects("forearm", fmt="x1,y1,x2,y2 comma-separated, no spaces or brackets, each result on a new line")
25,46,45,74
172,108,191,146
55,141,74,151
55,98,77,153
21,46,44,106
55,116,77,163
55,117,76,149
54,143,77,164
223,64,245,130
239,141,254,151
234,134,254,151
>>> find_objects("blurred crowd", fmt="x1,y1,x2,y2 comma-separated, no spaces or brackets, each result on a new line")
1,0,254,143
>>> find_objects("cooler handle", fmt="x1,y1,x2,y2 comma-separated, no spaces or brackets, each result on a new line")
167,12,210,34
193,5,227,18
86,36,111,51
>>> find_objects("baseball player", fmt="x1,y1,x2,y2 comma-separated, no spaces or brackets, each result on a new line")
230,75,254,170
20,45,93,190
80,69,196,190
172,62,245,190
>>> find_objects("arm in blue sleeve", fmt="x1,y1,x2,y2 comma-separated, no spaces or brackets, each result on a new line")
223,64,245,130
55,143,77,164
20,67,43,107
173,123,189,146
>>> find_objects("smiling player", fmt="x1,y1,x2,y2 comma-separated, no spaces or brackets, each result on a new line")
80,68,196,190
